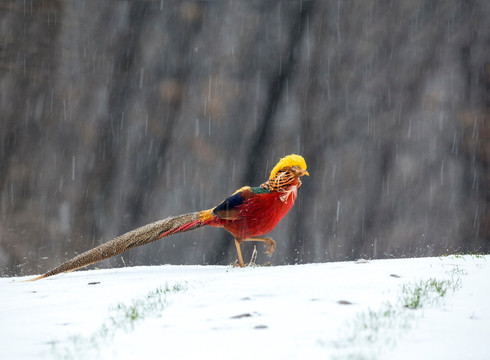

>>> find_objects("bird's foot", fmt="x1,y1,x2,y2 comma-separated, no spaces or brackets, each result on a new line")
262,237,276,256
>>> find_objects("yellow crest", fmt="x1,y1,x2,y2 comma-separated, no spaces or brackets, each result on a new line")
269,154,308,180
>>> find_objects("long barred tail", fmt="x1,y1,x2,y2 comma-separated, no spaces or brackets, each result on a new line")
27,211,211,281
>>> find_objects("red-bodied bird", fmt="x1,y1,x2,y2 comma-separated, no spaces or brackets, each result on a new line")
29,154,308,280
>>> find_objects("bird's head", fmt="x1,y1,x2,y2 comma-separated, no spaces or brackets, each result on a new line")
260,154,308,191
269,154,309,180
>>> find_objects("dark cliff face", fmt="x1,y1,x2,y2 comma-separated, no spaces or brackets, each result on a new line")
1,0,488,276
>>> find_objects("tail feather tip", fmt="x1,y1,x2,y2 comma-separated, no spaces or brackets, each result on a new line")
23,274,47,282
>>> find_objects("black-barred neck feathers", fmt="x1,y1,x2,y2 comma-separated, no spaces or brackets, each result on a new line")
261,154,309,191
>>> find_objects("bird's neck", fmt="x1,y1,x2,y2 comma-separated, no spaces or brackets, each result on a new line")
260,170,301,192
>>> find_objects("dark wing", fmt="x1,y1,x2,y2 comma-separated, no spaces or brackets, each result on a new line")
212,186,255,220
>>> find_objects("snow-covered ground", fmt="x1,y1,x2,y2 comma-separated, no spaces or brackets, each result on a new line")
1,255,489,359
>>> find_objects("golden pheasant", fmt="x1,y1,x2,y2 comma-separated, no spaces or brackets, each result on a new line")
29,154,308,280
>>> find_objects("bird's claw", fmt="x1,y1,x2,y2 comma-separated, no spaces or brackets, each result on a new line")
263,237,276,256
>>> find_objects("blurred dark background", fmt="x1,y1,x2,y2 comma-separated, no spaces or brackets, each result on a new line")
1,0,489,277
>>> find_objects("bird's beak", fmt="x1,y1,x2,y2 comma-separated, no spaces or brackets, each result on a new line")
301,169,309,177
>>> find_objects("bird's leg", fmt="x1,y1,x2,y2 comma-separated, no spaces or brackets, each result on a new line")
234,238,245,267
242,237,276,256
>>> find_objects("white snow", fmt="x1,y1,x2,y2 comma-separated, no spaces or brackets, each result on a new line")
1,255,489,359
